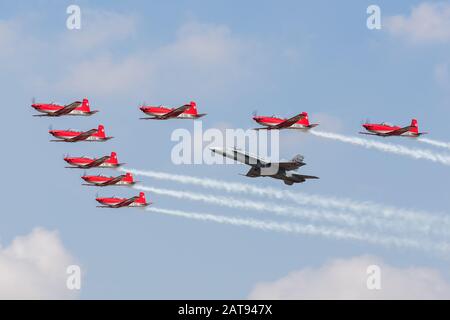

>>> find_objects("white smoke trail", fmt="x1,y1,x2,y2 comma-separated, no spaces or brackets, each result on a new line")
309,130,450,166
418,137,450,151
134,184,360,226
122,168,450,236
134,184,450,238
146,207,450,255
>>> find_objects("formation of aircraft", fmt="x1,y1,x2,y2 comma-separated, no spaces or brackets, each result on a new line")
360,119,427,137
49,124,113,142
32,97,151,208
252,112,318,130
139,101,206,120
96,192,150,208
210,147,319,185
82,172,136,187
32,96,432,200
32,98,98,117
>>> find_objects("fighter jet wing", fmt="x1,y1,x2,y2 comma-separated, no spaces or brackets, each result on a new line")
243,166,261,177
275,154,306,171
292,173,319,180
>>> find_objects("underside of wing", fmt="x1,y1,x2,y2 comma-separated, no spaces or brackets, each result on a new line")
384,126,411,136
67,129,97,142
101,175,124,186
113,197,138,208
358,132,379,136
293,173,319,180
83,156,109,168
272,113,305,129
159,105,190,119
244,166,261,177
52,101,82,116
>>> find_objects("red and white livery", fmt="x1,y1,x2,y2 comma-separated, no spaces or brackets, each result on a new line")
64,152,123,169
49,124,112,142
253,112,318,130
32,98,98,117
140,101,206,120
360,119,427,137
82,172,136,187
96,192,150,208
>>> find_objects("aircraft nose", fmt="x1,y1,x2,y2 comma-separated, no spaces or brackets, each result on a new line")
209,147,223,153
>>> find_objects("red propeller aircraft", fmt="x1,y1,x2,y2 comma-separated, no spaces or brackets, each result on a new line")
49,124,112,142
360,119,427,137
31,98,98,117
82,172,136,187
139,101,206,120
96,192,150,208
64,152,123,169
252,112,318,130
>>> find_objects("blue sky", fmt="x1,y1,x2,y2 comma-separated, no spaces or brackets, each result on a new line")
1,1,450,299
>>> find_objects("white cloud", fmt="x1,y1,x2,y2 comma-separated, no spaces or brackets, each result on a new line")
57,53,153,96
0,228,80,299
1,11,265,102
248,255,450,299
56,20,256,98
159,21,244,68
385,2,450,44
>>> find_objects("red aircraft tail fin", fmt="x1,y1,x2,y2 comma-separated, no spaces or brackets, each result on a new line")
125,172,134,183
79,98,90,112
302,112,310,126
109,152,118,164
97,124,106,138
138,192,146,203
186,101,197,114
410,119,419,133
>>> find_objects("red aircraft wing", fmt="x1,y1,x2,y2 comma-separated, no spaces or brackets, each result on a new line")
141,104,190,120
53,128,98,142
33,101,82,117
98,196,139,208
382,126,413,136
255,113,306,130
51,101,82,116
96,175,126,186
76,156,110,169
